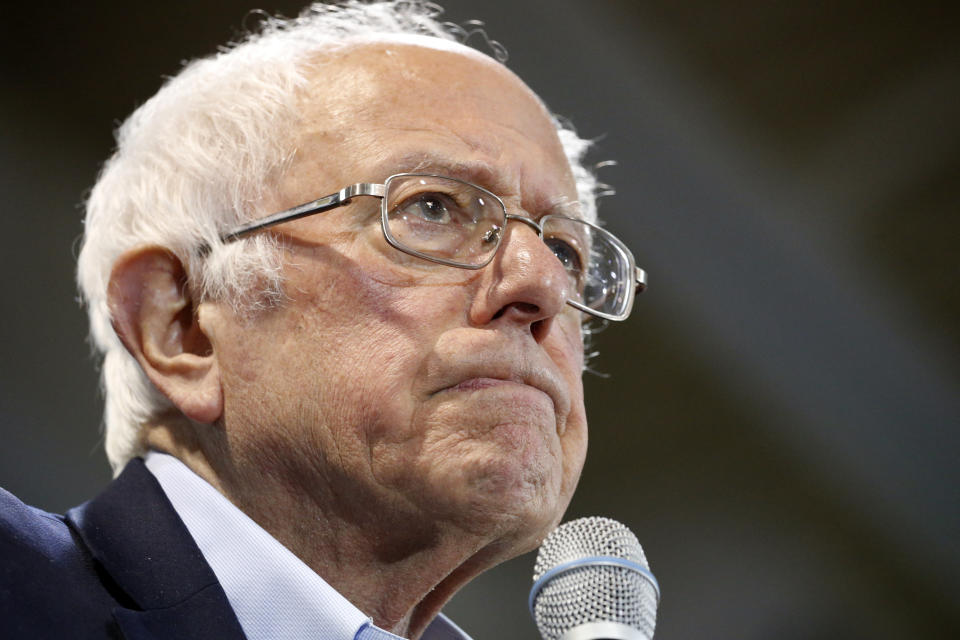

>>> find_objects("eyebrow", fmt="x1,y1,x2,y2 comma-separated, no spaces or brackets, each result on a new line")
544,195,583,220
386,151,500,187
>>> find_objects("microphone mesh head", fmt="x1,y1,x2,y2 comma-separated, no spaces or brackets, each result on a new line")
531,517,658,640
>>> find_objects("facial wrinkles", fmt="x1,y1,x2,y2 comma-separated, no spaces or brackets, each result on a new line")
265,178,474,292
420,412,558,496
369,376,565,534
352,252,579,450
422,332,573,429
280,238,529,440
277,157,575,300
337,260,576,524
346,122,574,210
252,42,588,545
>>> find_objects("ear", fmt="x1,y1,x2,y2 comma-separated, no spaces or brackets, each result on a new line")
107,247,223,424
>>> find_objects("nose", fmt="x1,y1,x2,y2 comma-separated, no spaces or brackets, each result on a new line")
469,216,570,342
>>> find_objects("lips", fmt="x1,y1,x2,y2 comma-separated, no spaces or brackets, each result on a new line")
448,377,514,392
428,353,571,435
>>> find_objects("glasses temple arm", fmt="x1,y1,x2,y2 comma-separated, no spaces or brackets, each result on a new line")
219,182,387,243
221,193,342,243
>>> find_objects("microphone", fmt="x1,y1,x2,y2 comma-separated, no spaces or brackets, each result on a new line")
529,517,660,640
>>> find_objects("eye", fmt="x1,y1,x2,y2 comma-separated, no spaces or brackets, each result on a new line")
396,193,455,224
544,237,584,275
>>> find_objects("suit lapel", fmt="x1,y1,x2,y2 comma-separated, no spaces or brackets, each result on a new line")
66,459,246,640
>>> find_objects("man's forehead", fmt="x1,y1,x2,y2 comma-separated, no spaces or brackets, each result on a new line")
301,36,551,124
287,37,579,217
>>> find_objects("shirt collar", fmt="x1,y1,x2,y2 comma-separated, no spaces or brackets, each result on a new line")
144,451,471,640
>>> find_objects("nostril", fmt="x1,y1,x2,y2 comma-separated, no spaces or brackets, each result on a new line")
492,302,540,322
531,317,549,341
514,302,540,316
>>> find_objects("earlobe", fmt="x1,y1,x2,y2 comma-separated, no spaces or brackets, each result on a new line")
107,247,223,424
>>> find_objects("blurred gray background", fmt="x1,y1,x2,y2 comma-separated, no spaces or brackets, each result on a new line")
1,1,957,638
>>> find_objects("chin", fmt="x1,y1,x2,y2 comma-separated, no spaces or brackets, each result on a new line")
446,451,569,549
472,490,570,564
397,407,582,547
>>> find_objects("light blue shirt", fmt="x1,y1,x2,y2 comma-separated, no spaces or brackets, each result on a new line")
145,451,471,640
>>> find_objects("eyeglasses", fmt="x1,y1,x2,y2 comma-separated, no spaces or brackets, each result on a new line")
220,173,646,321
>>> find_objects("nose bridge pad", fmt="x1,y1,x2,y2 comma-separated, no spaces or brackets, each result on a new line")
504,213,543,235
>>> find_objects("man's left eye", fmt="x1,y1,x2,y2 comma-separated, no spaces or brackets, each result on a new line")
545,237,583,274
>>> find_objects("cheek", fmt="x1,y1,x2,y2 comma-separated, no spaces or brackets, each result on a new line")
219,249,440,422
275,253,473,434
559,385,587,496
546,316,589,497
555,312,586,367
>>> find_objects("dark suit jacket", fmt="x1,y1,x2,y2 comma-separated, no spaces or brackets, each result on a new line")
0,459,246,639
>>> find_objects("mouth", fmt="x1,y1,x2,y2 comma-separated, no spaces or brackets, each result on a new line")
447,376,522,392
430,363,571,435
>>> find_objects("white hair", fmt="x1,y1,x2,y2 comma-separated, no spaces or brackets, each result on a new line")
77,0,603,474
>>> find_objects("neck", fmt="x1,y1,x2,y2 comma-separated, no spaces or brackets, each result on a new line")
144,419,512,639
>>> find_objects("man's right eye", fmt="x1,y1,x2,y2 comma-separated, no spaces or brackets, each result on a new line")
396,193,455,224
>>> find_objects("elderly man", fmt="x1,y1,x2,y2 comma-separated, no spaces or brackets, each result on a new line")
0,2,643,639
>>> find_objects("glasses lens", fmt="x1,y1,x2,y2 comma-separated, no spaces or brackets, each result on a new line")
542,216,635,319
383,175,505,266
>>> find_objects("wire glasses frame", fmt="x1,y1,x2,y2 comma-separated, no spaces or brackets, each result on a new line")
219,173,647,321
